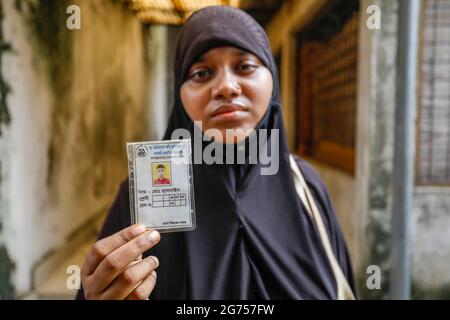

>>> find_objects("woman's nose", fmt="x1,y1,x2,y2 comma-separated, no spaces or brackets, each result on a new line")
212,70,241,100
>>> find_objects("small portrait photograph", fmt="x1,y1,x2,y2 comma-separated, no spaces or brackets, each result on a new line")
152,162,172,186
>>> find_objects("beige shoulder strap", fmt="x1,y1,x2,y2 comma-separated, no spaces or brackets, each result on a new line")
289,155,355,300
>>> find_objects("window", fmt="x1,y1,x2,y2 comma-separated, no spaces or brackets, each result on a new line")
417,0,450,185
296,2,359,174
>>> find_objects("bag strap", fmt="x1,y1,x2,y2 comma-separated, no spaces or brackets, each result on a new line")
289,155,355,300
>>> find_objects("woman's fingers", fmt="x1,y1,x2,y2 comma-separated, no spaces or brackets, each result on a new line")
100,256,159,300
126,271,158,300
81,224,147,277
89,229,160,293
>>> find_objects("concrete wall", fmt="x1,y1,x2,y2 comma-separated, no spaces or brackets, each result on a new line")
356,0,399,298
358,0,450,299
146,25,179,140
0,0,153,297
412,187,450,298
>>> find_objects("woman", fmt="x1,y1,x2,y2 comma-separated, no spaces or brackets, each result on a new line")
78,5,357,300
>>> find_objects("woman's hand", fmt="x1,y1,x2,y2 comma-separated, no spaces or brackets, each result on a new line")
81,224,161,300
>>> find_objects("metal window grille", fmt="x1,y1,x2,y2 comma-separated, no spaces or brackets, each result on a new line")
297,12,359,174
418,0,450,185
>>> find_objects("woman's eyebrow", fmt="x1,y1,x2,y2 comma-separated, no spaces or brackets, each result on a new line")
195,50,252,63
234,51,262,63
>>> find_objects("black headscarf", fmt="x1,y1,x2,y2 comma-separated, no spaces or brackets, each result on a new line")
77,5,357,300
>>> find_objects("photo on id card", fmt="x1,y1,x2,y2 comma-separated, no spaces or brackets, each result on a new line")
127,139,196,233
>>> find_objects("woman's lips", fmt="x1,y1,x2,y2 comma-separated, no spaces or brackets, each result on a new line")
210,104,249,122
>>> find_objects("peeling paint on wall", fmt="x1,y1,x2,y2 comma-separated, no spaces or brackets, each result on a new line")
0,2,13,135
0,0,15,299
14,0,73,186
1,0,154,295
0,245,15,299
354,0,399,299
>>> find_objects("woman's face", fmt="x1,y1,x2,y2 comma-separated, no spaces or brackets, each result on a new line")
180,46,273,144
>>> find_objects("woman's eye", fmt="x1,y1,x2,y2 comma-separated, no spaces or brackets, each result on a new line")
237,63,257,73
191,69,212,81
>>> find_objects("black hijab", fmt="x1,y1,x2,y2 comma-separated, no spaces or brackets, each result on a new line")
78,5,357,300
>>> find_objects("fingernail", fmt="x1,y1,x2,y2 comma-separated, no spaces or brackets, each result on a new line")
149,256,159,267
147,230,160,243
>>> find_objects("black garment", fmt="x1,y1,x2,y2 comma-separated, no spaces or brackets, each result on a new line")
77,5,357,300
